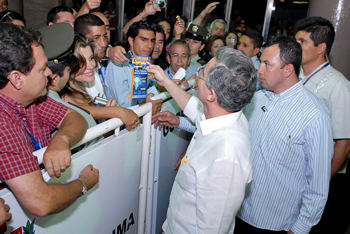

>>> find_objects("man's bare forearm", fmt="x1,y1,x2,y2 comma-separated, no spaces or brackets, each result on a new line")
6,171,83,216
55,109,88,147
331,139,350,178
162,78,192,111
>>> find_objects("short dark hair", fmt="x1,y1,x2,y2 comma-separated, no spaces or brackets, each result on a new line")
294,16,335,56
264,36,302,76
49,63,66,77
242,29,263,48
0,23,42,89
0,10,26,26
74,14,105,36
47,6,73,25
126,21,156,41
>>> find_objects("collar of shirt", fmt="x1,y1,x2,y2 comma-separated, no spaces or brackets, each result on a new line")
300,61,329,83
164,67,174,78
199,111,242,136
263,81,303,106
251,55,259,63
0,92,26,112
190,54,201,65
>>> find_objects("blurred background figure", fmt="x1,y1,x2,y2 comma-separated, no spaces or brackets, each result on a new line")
104,0,116,46
225,31,238,49
201,35,225,63
0,0,8,12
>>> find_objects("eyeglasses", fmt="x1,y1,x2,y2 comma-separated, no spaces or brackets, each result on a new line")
170,54,189,60
0,12,11,22
196,66,205,81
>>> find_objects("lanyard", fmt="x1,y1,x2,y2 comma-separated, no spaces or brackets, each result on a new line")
98,61,108,85
303,62,330,85
21,121,42,151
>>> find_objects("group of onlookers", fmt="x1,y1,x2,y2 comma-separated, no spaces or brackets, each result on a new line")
0,1,350,234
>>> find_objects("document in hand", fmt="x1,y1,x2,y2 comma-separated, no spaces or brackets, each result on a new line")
130,55,150,100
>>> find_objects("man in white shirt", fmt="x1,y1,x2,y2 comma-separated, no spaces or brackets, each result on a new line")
149,46,257,233
295,16,350,234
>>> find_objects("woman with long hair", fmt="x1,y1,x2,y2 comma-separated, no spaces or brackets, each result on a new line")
60,34,140,131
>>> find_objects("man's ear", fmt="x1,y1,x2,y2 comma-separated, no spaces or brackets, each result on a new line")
49,74,60,86
7,71,24,90
283,64,294,78
127,36,134,48
317,42,327,55
48,22,53,26
166,54,171,64
207,88,217,103
253,47,260,57
200,43,205,52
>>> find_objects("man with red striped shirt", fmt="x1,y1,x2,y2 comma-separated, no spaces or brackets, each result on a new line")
0,23,99,217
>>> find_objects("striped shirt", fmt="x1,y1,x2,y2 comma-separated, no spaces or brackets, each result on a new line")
238,81,333,234
177,116,196,133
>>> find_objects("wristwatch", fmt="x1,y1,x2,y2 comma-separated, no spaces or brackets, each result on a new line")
78,178,87,195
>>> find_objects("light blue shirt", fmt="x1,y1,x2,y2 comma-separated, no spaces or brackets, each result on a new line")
104,61,140,108
238,81,333,234
177,116,196,133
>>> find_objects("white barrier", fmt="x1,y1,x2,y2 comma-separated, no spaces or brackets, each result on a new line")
0,103,152,234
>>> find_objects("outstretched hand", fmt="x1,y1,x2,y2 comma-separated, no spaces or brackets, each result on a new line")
202,2,220,16
147,64,170,86
86,0,101,10
152,111,180,128
144,0,161,15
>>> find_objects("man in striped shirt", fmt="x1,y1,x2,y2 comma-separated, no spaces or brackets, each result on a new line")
236,37,333,234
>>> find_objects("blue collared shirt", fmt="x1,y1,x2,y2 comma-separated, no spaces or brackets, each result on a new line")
238,81,333,234
104,61,139,108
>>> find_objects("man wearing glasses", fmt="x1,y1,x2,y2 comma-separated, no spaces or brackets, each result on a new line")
164,39,201,80
149,47,256,233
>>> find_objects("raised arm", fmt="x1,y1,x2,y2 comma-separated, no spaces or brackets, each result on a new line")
43,108,88,178
75,0,101,19
192,2,219,26
122,0,161,38
148,64,191,110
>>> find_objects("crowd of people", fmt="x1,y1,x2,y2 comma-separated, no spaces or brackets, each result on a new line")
0,0,350,233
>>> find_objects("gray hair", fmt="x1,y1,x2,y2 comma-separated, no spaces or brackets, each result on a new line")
206,46,257,112
210,19,226,29
167,39,191,57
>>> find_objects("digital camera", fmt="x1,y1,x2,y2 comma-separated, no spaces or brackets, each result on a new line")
153,0,166,9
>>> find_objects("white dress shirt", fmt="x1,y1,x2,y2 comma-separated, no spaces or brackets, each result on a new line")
162,96,253,234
